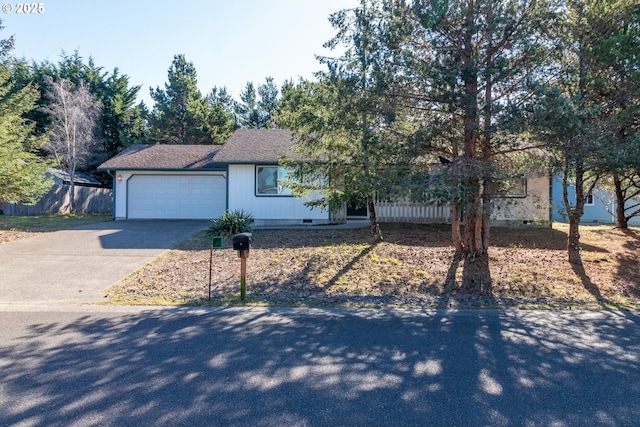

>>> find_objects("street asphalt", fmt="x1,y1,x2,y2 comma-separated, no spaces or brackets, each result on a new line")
1,220,639,426
0,307,639,427
0,220,208,304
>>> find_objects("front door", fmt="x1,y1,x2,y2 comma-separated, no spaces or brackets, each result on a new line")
346,198,368,218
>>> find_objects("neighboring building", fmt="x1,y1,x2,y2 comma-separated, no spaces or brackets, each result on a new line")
98,129,551,226
551,175,640,225
47,168,104,187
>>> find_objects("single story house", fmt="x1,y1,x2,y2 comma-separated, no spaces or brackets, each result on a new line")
98,130,335,224
98,129,551,225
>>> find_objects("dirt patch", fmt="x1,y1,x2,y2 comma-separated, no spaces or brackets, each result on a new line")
0,223,42,244
0,214,111,244
106,223,640,309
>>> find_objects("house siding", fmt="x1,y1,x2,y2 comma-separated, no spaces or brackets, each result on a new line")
227,164,330,225
551,175,640,225
490,173,551,225
371,174,550,226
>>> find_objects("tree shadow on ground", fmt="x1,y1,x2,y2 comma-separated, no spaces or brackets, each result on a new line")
380,223,607,252
442,252,493,300
570,255,609,307
616,228,640,298
195,224,609,254
2,309,640,426
325,242,379,291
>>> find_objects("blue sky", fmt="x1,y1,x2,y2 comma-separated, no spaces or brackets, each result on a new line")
2,0,358,106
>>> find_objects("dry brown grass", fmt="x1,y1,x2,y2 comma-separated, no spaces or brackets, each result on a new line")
0,214,111,244
106,223,640,309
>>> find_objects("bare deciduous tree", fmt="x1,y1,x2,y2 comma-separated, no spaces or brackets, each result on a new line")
43,78,101,213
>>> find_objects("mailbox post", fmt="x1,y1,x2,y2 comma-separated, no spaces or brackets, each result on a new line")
232,233,252,302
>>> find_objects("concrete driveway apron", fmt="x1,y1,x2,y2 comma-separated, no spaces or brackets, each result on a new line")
0,220,208,305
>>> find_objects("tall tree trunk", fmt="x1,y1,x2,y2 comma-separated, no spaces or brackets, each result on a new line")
479,0,494,255
613,173,628,229
461,1,481,256
451,201,463,253
564,163,585,265
69,179,76,214
568,214,582,265
367,195,383,242
481,179,491,254
566,11,588,265
449,99,463,253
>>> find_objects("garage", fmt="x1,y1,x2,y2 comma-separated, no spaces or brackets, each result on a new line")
127,174,226,219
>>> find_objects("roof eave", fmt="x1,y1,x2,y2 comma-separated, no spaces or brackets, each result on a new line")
96,167,227,172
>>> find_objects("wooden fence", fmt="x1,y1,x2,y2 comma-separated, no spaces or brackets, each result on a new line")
2,185,113,215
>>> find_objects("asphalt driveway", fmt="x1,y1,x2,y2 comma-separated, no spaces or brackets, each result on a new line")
0,220,208,305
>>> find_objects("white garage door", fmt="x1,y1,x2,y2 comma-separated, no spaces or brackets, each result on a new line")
128,174,226,219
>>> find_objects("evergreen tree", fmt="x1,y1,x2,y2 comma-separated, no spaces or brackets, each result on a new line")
257,77,279,128
531,0,637,263
279,3,411,242
11,53,145,159
149,54,213,144
0,21,52,205
206,86,237,143
101,69,145,156
396,0,557,263
235,82,261,128
235,77,280,128
588,1,640,228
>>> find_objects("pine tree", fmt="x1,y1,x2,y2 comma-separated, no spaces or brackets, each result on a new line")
279,3,411,242
235,77,280,129
0,66,52,205
206,86,237,143
531,0,638,263
100,68,144,156
149,54,213,144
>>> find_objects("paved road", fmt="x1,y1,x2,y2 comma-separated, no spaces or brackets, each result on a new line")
0,220,208,304
1,307,639,427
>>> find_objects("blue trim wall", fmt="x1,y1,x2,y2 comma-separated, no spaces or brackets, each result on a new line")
551,175,636,224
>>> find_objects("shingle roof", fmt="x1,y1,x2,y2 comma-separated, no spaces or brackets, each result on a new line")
213,129,305,163
48,168,102,186
97,144,224,170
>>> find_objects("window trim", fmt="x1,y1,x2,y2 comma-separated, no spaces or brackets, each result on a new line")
584,193,595,206
496,177,528,198
255,165,294,197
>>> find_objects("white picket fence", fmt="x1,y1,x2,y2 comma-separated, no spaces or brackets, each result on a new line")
375,202,451,223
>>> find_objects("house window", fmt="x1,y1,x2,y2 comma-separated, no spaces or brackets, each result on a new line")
585,193,594,206
256,166,293,196
496,178,527,198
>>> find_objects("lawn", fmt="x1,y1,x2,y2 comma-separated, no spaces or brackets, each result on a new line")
106,223,640,309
